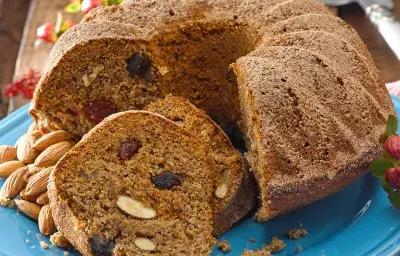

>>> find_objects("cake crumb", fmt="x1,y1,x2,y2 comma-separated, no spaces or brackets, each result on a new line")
298,223,303,227
287,229,308,240
218,240,232,252
249,237,256,243
295,245,303,254
263,237,286,253
64,252,70,256
241,249,271,256
8,200,15,208
25,239,30,243
27,230,31,234
39,241,49,249
50,231,72,249
0,197,10,207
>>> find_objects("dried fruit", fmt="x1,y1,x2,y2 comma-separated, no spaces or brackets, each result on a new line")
127,53,154,81
36,22,57,43
151,172,181,190
38,204,57,235
34,141,72,167
386,167,400,189
116,195,157,219
14,199,42,220
215,170,229,199
25,167,52,196
0,166,27,199
0,160,25,178
385,135,400,160
0,145,16,164
81,0,105,13
36,192,50,205
17,134,40,164
83,99,117,124
119,140,142,160
134,237,156,251
33,130,72,151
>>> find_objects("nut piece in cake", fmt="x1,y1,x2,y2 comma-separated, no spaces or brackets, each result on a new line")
116,195,157,219
134,237,157,251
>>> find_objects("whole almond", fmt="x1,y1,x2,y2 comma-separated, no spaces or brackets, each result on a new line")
34,141,72,167
14,199,41,220
25,167,52,196
27,164,47,176
20,189,39,202
28,122,39,132
36,192,49,205
38,204,56,235
33,130,71,151
0,146,17,164
17,134,39,164
0,160,25,178
30,130,43,140
0,166,28,199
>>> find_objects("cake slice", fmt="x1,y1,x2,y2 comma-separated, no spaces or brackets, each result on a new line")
48,111,216,255
145,95,256,236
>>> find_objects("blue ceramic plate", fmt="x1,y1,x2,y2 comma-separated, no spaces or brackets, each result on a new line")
1,97,400,256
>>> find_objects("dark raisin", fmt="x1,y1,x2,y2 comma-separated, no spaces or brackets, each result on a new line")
151,172,181,190
83,99,117,124
90,236,115,256
127,53,154,81
119,140,142,160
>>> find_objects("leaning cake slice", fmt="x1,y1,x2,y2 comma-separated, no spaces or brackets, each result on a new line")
145,95,256,236
49,111,216,256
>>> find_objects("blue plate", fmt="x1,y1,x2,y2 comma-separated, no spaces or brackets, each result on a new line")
1,97,400,256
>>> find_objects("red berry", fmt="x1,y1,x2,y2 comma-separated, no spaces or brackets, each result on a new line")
37,23,57,43
386,167,400,189
81,0,105,14
385,135,400,160
4,84,18,97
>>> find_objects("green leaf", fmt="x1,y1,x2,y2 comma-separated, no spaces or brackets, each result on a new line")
370,158,392,178
64,1,81,13
382,179,395,194
383,150,398,164
386,115,398,137
106,0,123,6
389,190,400,210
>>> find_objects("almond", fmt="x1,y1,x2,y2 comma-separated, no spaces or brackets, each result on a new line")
27,164,47,176
17,134,39,164
34,141,72,167
116,195,157,219
0,166,27,199
14,199,41,220
20,189,39,202
25,167,52,196
38,204,56,235
28,122,39,132
30,130,43,140
0,145,16,164
0,160,25,178
36,192,49,205
134,237,157,251
215,170,229,199
33,130,72,151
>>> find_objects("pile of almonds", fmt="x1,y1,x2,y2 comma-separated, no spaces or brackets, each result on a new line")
0,122,74,238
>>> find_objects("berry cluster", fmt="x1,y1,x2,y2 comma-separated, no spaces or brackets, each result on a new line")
370,115,400,209
4,70,41,99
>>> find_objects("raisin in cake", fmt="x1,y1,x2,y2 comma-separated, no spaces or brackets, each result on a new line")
48,111,216,255
145,95,256,235
33,0,394,220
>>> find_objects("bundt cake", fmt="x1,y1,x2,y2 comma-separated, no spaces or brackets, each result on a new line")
32,0,394,221
48,111,216,255
144,95,256,235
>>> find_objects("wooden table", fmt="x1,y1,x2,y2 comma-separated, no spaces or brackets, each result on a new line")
1,0,400,119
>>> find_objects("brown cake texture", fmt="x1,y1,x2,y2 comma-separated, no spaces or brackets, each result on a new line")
48,111,216,255
145,95,256,235
33,0,394,222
